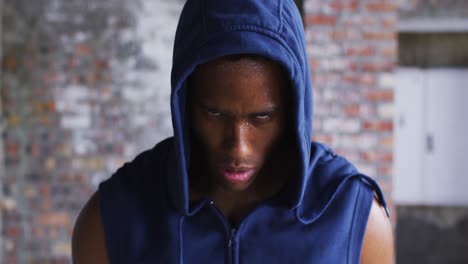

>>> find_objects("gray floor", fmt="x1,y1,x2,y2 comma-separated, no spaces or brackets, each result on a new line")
396,206,468,264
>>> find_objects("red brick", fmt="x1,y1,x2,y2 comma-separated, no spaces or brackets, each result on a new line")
312,134,334,145
350,61,395,72
95,59,109,70
5,226,19,238
378,165,394,176
48,227,60,239
30,143,41,157
309,58,320,69
381,47,397,57
361,151,393,163
306,15,337,26
33,226,46,238
34,101,56,113
44,101,56,112
345,46,376,57
85,72,97,85
329,1,358,11
68,57,79,69
41,197,52,211
313,119,323,131
382,17,397,28
36,115,52,126
5,143,19,157
366,2,397,12
342,74,376,86
380,135,393,149
310,72,318,83
75,43,91,56
344,104,360,117
365,90,394,101
5,110,17,128
362,120,393,131
331,30,361,41
39,213,71,226
312,74,327,86
39,185,50,196
363,31,396,41
366,61,394,72
362,17,378,26
76,174,87,184
2,55,17,71
42,72,60,83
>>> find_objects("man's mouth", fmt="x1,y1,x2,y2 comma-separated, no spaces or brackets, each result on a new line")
220,167,256,184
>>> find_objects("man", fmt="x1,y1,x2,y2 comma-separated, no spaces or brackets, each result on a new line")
72,0,394,263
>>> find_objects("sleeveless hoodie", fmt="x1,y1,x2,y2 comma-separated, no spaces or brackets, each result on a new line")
99,0,390,263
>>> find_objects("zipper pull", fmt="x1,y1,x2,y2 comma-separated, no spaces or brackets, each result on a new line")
229,229,237,247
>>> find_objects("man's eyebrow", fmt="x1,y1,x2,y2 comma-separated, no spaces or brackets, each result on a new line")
195,101,231,115
195,100,279,115
195,100,216,111
251,106,278,115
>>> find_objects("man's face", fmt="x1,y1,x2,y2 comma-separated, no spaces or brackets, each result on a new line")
189,57,289,193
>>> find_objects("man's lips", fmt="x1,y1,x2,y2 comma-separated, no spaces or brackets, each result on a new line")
220,167,256,184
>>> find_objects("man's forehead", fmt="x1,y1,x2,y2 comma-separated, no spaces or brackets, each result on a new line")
195,54,280,73
188,55,291,108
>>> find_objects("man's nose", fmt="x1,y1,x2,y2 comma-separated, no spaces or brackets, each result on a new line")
223,120,251,160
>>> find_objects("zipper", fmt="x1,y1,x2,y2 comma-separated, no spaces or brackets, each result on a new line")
207,200,272,263
207,201,239,264
229,228,237,264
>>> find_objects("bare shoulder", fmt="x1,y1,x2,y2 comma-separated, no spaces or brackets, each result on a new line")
72,191,109,264
360,197,395,264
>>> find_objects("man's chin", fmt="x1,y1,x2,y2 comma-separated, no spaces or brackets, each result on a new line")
216,173,257,193
219,182,251,193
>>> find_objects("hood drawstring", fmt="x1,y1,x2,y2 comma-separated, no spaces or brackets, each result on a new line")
179,216,185,264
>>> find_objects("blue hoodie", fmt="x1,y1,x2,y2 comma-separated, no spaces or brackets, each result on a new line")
99,0,389,263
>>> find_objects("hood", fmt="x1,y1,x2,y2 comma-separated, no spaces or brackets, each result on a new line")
168,0,384,219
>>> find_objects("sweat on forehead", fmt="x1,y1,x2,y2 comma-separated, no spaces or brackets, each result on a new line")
187,54,291,104
196,54,281,72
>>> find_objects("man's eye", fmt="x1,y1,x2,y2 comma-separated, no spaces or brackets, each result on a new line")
207,110,221,117
255,114,270,119
253,114,272,121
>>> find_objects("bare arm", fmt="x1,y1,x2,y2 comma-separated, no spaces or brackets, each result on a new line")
72,192,109,264
360,198,395,264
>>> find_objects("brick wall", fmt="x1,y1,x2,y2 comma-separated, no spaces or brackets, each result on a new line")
0,0,182,262
304,0,397,223
0,0,397,262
